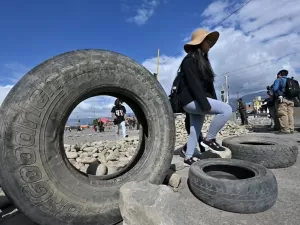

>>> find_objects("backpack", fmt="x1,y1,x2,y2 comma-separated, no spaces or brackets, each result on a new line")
284,77,300,98
169,61,185,113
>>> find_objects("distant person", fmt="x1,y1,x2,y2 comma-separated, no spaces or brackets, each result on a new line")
173,29,232,166
111,99,128,138
132,116,136,129
237,98,248,125
265,85,280,130
98,120,104,132
272,69,295,134
253,108,257,118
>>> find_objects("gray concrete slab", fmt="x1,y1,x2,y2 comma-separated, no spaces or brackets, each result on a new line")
176,132,300,225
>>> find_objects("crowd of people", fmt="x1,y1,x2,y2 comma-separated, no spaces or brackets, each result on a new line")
169,28,300,166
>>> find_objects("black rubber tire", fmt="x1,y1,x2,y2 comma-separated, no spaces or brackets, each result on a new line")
222,134,298,168
0,49,175,225
188,159,278,214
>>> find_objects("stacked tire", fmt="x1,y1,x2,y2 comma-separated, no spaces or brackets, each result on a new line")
188,134,298,213
188,159,278,213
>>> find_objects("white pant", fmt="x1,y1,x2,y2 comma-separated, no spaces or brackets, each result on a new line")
116,121,127,137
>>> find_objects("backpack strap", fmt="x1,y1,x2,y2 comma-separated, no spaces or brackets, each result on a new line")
281,77,288,94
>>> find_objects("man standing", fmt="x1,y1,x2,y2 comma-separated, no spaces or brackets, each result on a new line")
237,98,248,125
266,85,280,130
111,99,128,138
272,69,295,134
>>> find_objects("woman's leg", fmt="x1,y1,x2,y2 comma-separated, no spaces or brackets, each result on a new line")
201,98,232,151
205,98,232,139
120,121,127,138
185,113,205,158
183,101,205,165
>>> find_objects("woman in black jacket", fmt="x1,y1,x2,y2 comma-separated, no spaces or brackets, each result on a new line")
180,29,232,166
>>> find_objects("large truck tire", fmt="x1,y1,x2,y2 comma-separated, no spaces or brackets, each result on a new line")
188,159,278,214
222,134,298,168
0,49,175,225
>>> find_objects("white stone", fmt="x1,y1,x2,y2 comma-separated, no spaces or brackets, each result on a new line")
66,152,78,159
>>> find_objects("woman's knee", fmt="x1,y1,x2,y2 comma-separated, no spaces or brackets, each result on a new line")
223,103,232,118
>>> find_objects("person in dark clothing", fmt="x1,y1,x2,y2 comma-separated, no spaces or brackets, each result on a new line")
178,29,232,166
237,98,248,125
182,113,206,154
266,85,280,130
111,99,128,138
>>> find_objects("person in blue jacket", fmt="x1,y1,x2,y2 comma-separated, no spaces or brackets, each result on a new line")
272,69,294,134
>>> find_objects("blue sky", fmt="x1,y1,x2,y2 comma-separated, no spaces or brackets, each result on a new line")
0,0,210,86
1,0,300,119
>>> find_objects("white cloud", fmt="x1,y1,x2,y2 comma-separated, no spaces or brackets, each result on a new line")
0,85,14,107
127,0,160,25
142,0,300,100
69,96,133,119
0,86,133,120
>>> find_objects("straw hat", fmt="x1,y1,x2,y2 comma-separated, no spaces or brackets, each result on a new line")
184,29,220,53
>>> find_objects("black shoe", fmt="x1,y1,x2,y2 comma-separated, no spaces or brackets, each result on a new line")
125,135,128,138
184,157,199,166
182,143,205,154
198,141,206,153
201,139,226,152
181,144,187,155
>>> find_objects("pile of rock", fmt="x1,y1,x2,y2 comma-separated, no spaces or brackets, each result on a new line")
238,116,271,126
65,138,139,175
175,114,250,147
65,114,249,175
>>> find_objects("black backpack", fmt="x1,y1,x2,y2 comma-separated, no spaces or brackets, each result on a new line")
169,61,185,113
284,77,300,98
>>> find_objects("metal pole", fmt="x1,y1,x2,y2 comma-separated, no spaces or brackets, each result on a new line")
156,49,160,80
225,75,229,104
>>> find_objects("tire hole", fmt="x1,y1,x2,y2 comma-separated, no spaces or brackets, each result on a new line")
62,95,144,180
240,142,274,145
203,165,256,180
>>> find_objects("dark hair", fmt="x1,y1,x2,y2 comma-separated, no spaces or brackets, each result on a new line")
277,69,288,76
188,47,215,82
114,99,122,106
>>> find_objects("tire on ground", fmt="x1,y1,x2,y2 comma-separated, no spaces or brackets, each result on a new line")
222,134,298,168
188,158,278,214
0,50,175,225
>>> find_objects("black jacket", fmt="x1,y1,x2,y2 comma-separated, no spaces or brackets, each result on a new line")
238,101,246,111
179,55,217,112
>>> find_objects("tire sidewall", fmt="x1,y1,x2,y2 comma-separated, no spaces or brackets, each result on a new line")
0,50,175,225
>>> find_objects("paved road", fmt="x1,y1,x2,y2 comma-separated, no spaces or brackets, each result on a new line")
176,132,300,225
